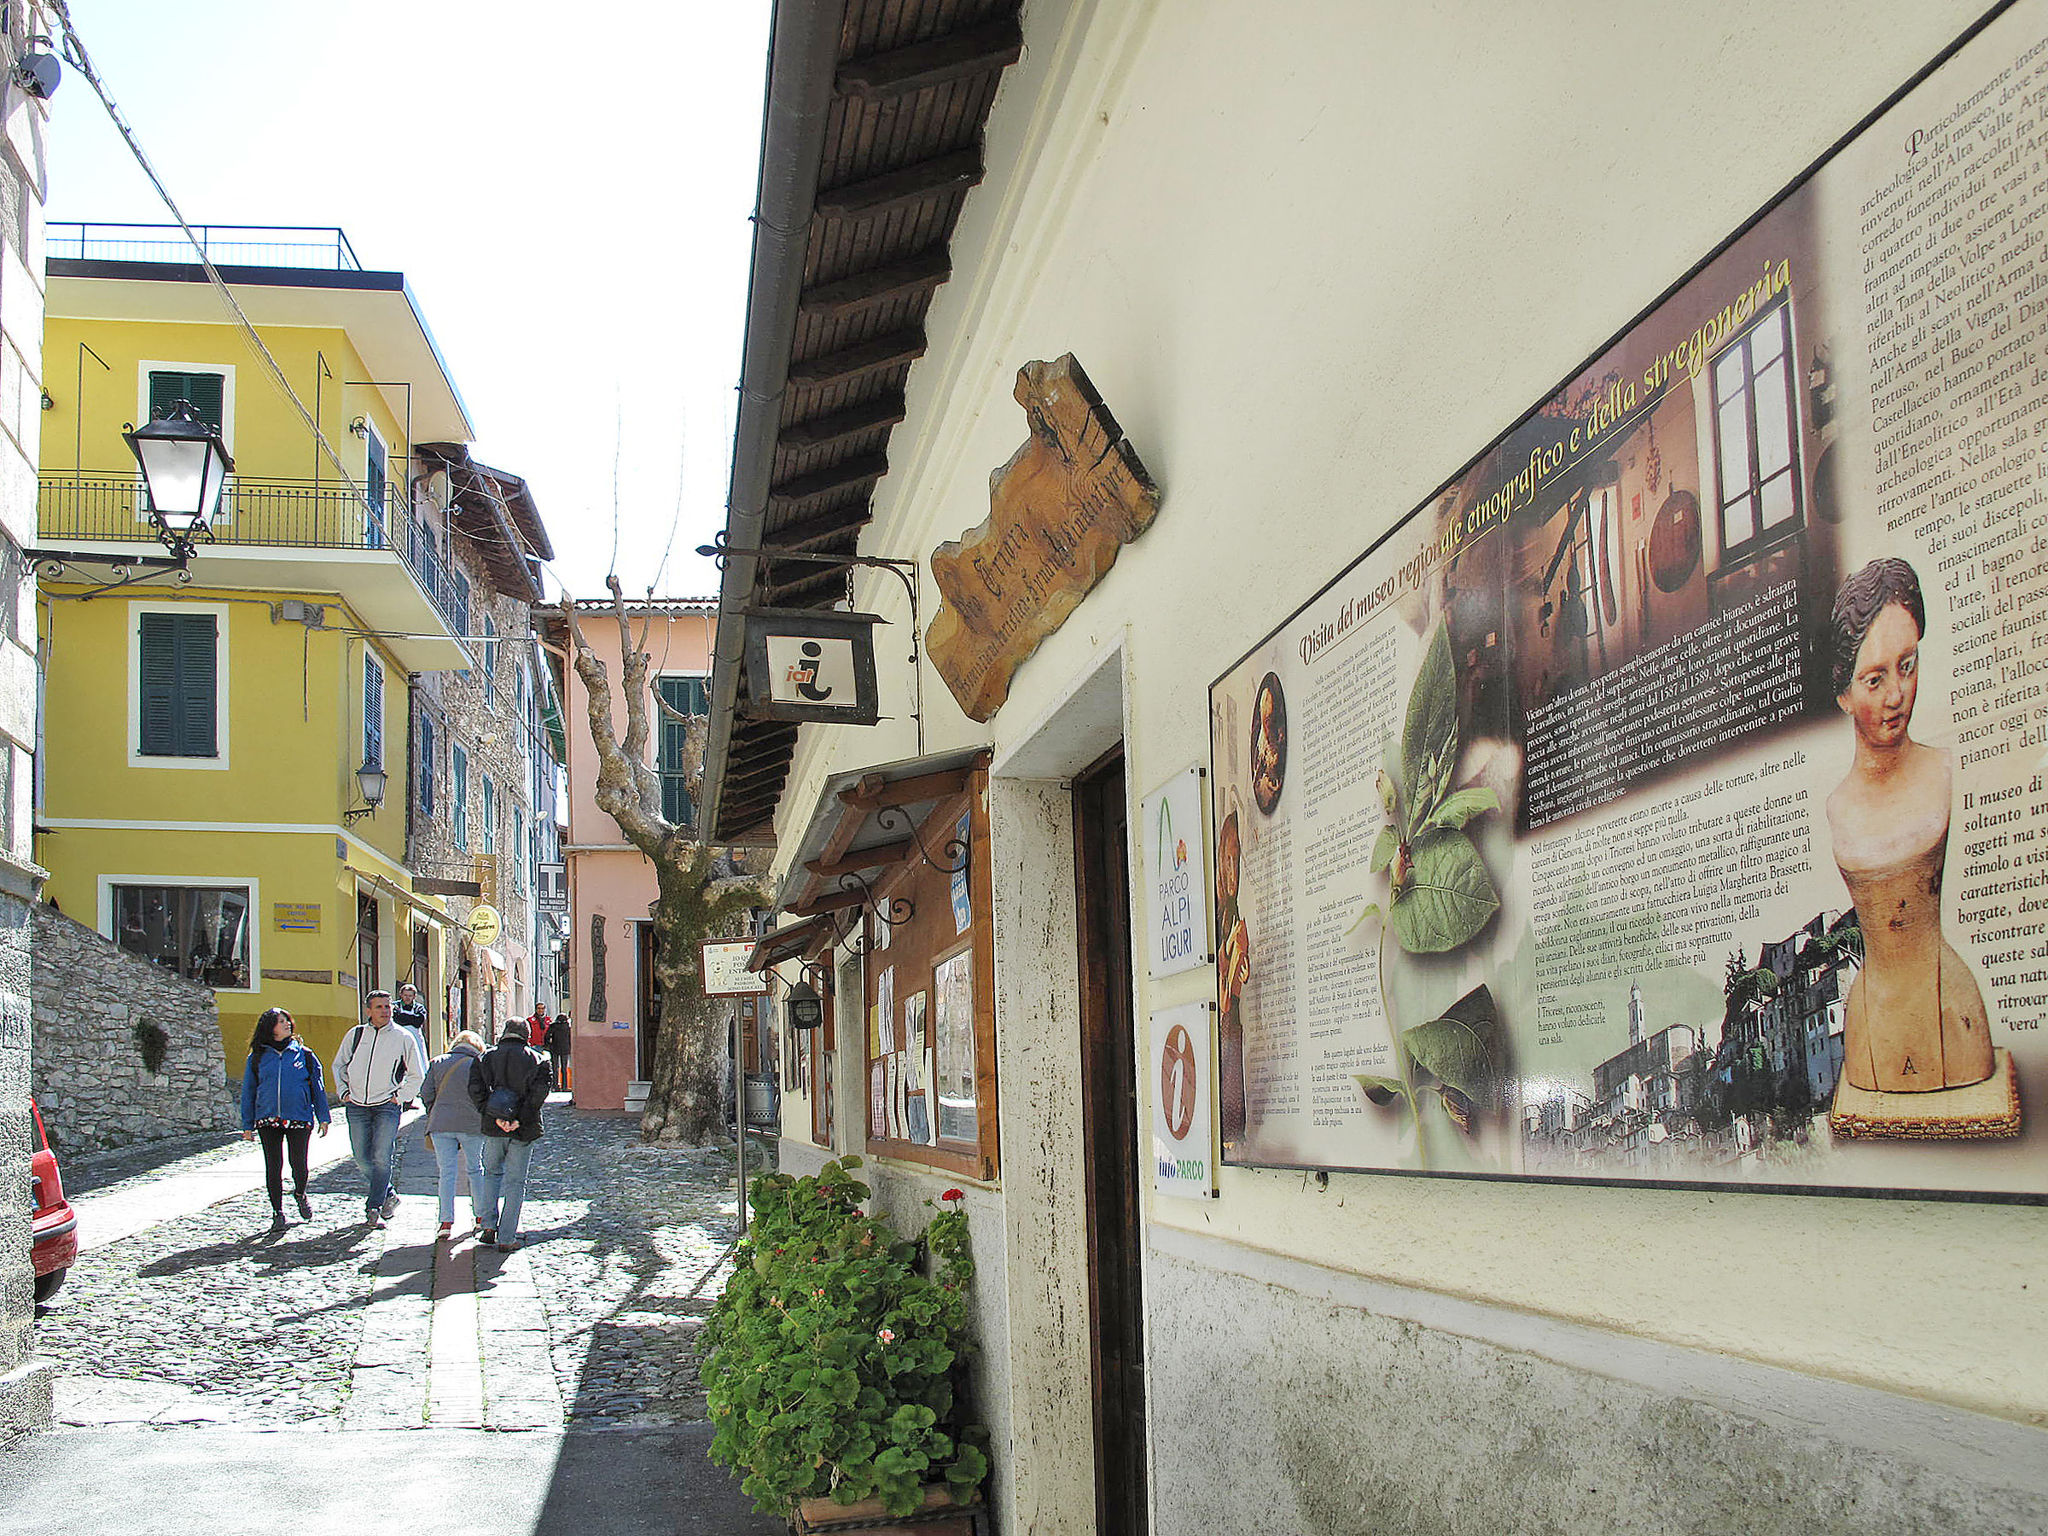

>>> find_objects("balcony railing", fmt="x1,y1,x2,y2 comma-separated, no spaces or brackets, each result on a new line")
47,222,364,272
39,473,469,635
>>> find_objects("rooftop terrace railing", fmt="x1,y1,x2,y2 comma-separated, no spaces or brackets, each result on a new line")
47,223,364,272
39,473,467,636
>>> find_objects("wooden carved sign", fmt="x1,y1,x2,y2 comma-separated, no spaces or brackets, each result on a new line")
927,354,1161,721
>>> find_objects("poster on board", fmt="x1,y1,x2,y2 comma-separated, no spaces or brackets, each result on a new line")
1211,0,2048,1202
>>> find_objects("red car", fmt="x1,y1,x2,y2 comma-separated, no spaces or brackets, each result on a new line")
29,1097,77,1302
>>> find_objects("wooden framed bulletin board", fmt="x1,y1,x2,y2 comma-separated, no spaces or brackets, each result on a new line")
861,769,999,1181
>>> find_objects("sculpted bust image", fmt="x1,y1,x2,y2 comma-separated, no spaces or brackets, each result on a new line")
1824,557,1996,1094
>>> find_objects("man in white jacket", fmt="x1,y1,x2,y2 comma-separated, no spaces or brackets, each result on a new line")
332,990,426,1226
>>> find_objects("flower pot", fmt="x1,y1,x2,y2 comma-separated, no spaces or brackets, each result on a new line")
792,1485,987,1535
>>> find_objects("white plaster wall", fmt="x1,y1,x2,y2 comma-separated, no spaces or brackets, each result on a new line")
764,0,2048,1525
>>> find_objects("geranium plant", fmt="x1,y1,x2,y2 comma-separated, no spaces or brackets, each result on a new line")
703,1157,990,1520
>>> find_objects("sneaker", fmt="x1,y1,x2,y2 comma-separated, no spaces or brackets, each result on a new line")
493,1239,522,1253
294,1191,313,1219
269,1207,287,1231
380,1192,400,1219
368,1210,387,1229
436,1222,453,1239
479,1227,496,1245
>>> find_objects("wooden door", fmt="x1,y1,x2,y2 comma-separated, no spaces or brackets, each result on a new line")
1075,747,1147,1534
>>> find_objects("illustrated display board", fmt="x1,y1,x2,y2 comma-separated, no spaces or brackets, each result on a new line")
1150,1002,1219,1198
1211,0,2048,1203
1142,766,1214,979
701,940,770,998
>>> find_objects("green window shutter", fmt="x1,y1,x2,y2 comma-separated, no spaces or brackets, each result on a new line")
363,656,384,767
139,611,218,757
453,743,469,851
655,676,702,828
147,371,225,429
138,613,177,755
417,713,435,816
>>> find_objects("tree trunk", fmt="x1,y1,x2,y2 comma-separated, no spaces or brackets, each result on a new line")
640,842,737,1146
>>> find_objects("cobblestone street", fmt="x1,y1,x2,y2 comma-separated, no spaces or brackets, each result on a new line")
7,1103,784,1535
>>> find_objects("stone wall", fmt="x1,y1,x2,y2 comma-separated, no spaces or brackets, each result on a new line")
0,8,48,1442
29,904,235,1156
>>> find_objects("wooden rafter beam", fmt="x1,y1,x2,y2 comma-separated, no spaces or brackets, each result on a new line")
767,452,889,511
798,248,952,321
778,395,907,454
814,148,983,220
787,328,926,390
835,18,1023,100
839,762,980,812
762,567,847,604
788,885,872,919
760,503,875,553
805,840,916,882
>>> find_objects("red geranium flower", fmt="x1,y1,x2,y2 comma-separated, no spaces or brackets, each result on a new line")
940,1188,964,1205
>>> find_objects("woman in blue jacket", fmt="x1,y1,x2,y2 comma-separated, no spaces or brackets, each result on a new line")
240,1007,332,1228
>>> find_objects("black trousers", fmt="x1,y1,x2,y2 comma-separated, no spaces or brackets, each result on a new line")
257,1124,312,1208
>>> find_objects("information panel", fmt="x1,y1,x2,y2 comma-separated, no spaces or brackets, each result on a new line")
1210,0,2048,1201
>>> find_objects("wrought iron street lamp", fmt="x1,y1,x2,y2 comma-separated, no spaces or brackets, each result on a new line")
123,399,234,562
344,759,388,825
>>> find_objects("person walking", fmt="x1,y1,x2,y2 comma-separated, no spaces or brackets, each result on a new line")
467,1017,553,1252
394,981,432,1059
239,1006,331,1229
333,989,426,1227
549,1012,572,1095
419,1029,488,1240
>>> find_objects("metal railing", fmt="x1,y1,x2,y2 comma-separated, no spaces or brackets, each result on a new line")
47,223,364,272
39,473,467,634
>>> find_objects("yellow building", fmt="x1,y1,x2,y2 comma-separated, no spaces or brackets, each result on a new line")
35,225,480,1072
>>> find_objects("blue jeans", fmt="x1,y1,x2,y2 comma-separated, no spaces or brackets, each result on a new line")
432,1131,486,1225
344,1103,402,1214
477,1135,535,1242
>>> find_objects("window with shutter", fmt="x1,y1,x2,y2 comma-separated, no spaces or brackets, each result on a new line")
138,610,219,758
453,743,470,851
417,712,436,817
363,655,385,768
147,370,226,429
656,675,706,827
482,775,497,855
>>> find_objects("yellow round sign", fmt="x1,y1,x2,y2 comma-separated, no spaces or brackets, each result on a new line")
466,904,503,946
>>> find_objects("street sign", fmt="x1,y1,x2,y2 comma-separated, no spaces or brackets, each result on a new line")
703,939,769,997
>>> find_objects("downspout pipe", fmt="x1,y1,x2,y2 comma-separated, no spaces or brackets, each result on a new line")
702,0,847,844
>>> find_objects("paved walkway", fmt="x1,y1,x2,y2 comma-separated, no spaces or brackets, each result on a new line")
9,1101,781,1535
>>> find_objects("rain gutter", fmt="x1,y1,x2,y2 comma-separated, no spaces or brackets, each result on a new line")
702,0,848,845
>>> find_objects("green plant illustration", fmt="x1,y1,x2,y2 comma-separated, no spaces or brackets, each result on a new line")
1354,620,1500,953
1348,619,1506,1165
703,1158,990,1520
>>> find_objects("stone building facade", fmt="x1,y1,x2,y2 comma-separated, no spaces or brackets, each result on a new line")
0,6,48,1442
28,904,232,1155
405,445,558,1043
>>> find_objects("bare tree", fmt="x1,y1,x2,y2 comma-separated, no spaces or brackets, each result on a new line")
561,578,768,1144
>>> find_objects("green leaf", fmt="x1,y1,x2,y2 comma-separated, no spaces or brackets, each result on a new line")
1344,901,1382,938
1388,829,1498,953
1401,985,1499,1098
1369,827,1398,872
1422,785,1499,832
1400,622,1459,822
1353,1074,1410,1109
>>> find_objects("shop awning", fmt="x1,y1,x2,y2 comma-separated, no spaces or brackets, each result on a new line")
350,867,454,926
775,745,990,921
746,913,836,974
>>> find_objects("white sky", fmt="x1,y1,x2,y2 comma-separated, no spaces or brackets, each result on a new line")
43,0,772,601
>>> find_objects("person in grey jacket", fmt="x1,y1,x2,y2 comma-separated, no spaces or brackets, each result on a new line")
332,991,427,1227
420,1030,487,1239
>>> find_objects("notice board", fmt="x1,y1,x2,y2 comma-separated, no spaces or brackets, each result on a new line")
1210,0,2048,1201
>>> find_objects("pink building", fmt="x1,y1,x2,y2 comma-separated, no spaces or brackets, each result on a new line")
540,598,716,1112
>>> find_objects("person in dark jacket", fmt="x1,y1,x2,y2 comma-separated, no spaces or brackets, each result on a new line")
467,1017,554,1252
239,1007,331,1228
419,1030,488,1240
